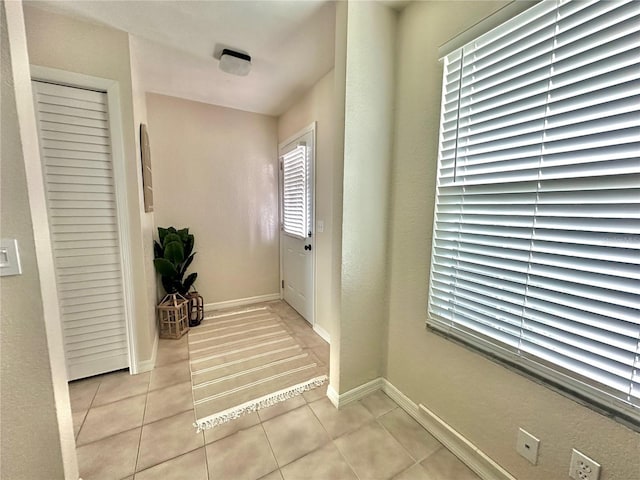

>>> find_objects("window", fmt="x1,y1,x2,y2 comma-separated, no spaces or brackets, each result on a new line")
428,0,640,423
281,143,311,239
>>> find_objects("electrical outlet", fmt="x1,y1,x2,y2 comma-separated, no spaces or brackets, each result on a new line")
516,428,540,465
569,449,601,480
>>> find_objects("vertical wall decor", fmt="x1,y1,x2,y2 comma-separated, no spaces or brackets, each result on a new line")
140,123,154,212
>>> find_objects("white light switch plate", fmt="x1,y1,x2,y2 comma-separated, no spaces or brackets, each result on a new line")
0,239,22,276
516,428,540,465
317,220,324,233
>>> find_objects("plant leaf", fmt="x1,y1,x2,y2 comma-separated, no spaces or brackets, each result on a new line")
153,240,163,259
183,272,197,293
163,233,181,248
154,258,178,277
161,276,179,294
164,241,184,264
180,253,196,277
177,228,189,243
158,227,170,245
184,234,194,258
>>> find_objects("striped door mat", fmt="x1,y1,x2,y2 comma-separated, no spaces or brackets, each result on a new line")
188,306,327,432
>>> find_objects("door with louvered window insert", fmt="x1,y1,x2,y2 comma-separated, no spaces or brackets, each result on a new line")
280,126,315,324
32,81,129,380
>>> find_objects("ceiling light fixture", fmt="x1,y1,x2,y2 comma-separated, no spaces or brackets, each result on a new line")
219,49,251,76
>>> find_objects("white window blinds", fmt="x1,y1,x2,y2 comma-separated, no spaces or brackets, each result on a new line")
282,144,310,239
429,0,640,421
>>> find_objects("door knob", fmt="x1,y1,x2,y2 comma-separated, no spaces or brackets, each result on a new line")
304,244,312,251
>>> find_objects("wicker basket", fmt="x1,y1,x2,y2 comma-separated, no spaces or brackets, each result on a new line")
186,291,204,327
157,293,189,339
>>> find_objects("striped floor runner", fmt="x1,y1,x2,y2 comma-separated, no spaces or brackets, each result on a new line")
188,305,327,432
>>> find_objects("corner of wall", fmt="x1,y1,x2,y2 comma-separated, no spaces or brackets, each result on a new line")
2,2,77,477
126,31,158,370
338,0,397,394
329,0,347,397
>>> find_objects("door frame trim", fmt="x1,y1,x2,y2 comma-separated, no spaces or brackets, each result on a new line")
30,65,138,374
278,122,317,327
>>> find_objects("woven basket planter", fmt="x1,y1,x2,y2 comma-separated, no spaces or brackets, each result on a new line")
157,293,190,339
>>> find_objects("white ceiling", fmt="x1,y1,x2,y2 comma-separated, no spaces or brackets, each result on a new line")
29,0,337,116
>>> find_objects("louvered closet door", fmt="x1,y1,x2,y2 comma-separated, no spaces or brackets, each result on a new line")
32,81,129,380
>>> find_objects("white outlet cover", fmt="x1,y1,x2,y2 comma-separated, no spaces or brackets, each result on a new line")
516,428,540,465
569,449,601,480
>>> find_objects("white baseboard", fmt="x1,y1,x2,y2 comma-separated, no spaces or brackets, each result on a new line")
382,379,515,480
313,323,330,344
326,384,339,408
204,293,280,312
381,379,419,416
326,377,385,409
416,402,516,480
135,332,158,374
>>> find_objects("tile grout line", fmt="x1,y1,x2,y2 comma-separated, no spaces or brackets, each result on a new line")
375,413,445,475
134,446,207,478
329,395,417,480
267,404,330,472
268,306,330,473
333,438,362,480
74,409,89,443
258,418,282,478
243,306,331,473
306,398,363,480
78,390,147,411
255,315,312,476
73,377,103,443
379,416,420,458
134,339,203,475
138,342,188,472
257,339,290,475
393,462,421,479
132,367,153,476
73,425,142,449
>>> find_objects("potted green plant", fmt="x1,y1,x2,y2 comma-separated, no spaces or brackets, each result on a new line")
153,227,203,326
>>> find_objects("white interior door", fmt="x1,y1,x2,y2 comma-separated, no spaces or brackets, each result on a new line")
280,126,315,324
32,80,130,380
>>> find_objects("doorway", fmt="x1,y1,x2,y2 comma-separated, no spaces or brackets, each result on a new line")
31,73,134,380
279,123,316,325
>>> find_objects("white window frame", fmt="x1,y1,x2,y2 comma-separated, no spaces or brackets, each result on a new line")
281,142,311,240
428,0,640,426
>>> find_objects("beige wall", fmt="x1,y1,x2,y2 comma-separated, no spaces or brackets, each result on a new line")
1,2,74,478
278,70,335,337
129,35,159,356
23,6,157,365
147,93,279,304
338,1,397,393
385,2,640,480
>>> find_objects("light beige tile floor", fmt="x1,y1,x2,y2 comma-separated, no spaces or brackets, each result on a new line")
70,301,479,480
